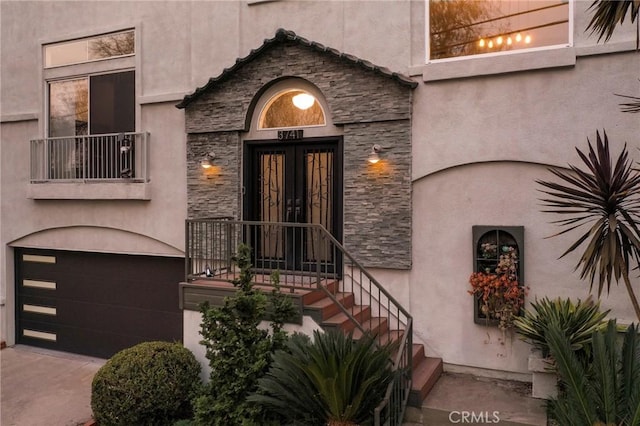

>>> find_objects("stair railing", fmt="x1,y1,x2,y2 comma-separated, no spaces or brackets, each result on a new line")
185,218,413,426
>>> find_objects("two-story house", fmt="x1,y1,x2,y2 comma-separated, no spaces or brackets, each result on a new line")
1,0,638,409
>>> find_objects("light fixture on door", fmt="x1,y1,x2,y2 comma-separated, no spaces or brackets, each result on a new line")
201,152,216,169
368,144,382,164
292,92,315,110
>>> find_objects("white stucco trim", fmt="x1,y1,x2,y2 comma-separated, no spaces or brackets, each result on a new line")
28,182,152,200
574,40,638,57
422,47,576,82
0,113,39,123
139,92,188,105
9,225,184,257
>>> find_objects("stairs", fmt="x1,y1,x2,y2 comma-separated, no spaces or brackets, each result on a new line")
300,279,443,407
187,275,443,408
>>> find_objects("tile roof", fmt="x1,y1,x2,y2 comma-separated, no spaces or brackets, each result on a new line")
176,28,417,109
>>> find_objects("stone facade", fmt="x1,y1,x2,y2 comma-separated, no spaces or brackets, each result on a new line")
182,35,414,269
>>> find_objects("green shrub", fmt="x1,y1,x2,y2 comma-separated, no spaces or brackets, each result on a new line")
513,296,609,358
91,341,201,426
194,244,297,426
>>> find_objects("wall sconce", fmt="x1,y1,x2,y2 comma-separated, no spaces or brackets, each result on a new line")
201,152,216,169
367,144,382,164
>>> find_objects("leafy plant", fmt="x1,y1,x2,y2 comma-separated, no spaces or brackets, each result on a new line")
249,330,398,426
537,131,640,322
193,244,297,426
513,296,609,358
91,341,201,426
469,246,526,331
546,320,640,425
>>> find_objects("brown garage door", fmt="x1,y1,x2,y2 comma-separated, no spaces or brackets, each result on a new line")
16,248,183,359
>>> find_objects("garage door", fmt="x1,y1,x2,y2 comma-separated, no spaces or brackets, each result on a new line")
16,248,183,359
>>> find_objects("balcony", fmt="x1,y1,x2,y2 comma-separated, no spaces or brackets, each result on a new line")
29,132,151,200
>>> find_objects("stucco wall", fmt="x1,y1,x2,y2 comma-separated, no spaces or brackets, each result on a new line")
412,161,637,374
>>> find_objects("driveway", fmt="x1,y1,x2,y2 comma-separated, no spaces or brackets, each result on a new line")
1,345,104,426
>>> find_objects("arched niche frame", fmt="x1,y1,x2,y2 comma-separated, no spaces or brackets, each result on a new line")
472,225,525,326
245,77,342,140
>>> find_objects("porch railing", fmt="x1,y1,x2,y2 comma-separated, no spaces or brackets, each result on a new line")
30,132,150,182
185,218,413,425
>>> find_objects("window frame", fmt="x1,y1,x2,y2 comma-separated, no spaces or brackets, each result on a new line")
44,29,135,69
40,27,139,138
425,0,574,63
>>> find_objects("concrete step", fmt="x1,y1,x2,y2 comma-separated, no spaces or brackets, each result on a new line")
351,317,389,340
321,305,371,332
304,292,355,322
408,356,443,407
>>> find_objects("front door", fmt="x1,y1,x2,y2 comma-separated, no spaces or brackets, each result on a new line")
245,138,342,273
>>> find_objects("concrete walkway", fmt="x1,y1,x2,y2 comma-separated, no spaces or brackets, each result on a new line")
1,345,547,426
1,345,104,426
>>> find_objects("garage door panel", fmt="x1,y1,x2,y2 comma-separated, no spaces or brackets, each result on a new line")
18,295,182,337
16,249,184,358
56,275,181,311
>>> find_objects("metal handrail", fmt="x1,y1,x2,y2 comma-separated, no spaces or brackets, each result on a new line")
30,132,150,182
185,218,414,425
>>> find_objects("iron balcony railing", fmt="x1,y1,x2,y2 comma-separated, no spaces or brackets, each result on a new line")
30,132,150,182
185,218,413,426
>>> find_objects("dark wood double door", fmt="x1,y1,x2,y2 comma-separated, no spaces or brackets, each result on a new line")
245,138,342,273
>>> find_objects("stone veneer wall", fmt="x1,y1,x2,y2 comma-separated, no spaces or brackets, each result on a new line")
183,40,413,269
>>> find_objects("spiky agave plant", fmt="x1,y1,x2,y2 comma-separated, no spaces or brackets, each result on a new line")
537,130,640,322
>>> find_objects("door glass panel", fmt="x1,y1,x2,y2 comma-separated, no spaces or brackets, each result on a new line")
305,150,333,262
259,152,285,258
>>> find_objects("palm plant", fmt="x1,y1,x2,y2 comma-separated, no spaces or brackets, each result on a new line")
537,131,640,322
248,330,398,426
545,320,640,425
513,296,609,358
587,0,640,113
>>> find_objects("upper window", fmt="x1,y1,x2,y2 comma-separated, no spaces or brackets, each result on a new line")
48,71,135,137
428,0,570,60
44,30,134,68
259,89,326,129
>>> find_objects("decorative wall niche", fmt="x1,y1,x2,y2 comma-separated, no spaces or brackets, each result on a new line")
471,225,524,326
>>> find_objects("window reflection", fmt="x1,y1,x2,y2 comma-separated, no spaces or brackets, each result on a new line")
429,0,569,60
48,79,88,137
260,90,325,129
45,30,134,68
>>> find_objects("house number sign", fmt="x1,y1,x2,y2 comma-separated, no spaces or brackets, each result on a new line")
278,129,303,140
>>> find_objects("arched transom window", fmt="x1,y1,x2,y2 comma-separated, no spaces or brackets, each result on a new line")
259,89,326,129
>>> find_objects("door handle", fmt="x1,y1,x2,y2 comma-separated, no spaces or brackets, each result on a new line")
286,199,293,222
294,198,302,222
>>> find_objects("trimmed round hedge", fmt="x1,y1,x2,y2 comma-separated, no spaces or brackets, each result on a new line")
91,341,201,426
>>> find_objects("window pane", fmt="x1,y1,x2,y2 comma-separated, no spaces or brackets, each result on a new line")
260,90,325,129
48,78,88,137
429,0,569,60
44,30,134,68
90,71,135,134
88,31,135,61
